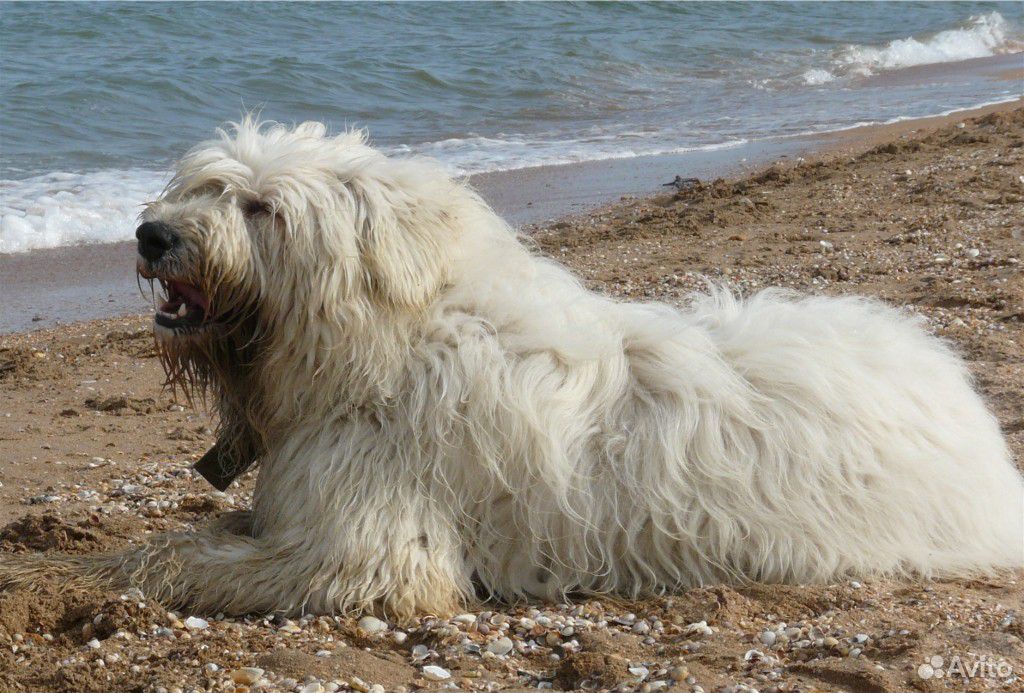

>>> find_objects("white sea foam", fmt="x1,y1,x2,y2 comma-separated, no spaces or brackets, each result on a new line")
801,69,836,86
0,170,168,253
831,12,1018,80
393,134,748,176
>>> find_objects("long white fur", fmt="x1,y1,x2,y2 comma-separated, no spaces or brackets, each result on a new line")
4,119,1022,618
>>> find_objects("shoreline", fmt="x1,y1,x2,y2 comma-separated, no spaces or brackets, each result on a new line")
1,96,1021,335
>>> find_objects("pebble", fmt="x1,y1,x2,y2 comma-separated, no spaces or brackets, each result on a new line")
204,663,219,673
410,644,430,661
368,686,384,693
669,666,690,682
421,665,451,681
486,636,514,656
684,620,714,636
86,638,101,649
759,630,777,647
183,616,209,631
299,684,323,693
230,667,264,685
452,613,477,624
628,665,650,680
357,616,388,634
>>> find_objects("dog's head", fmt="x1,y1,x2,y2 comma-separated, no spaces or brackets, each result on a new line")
137,118,464,392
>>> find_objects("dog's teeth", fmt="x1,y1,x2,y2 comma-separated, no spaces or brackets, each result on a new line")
177,303,188,317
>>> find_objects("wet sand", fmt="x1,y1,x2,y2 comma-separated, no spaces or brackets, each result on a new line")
1,106,1022,692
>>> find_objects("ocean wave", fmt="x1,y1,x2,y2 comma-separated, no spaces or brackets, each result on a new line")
803,12,1020,84
801,69,836,86
391,133,748,176
0,170,168,253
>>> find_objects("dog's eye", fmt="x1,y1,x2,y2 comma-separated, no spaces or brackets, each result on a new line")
243,199,268,216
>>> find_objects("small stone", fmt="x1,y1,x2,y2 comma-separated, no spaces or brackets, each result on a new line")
184,616,209,631
230,668,264,685
368,686,384,693
392,631,408,644
410,644,430,661
683,620,714,636
422,665,451,681
759,630,777,647
744,649,764,661
86,638,101,649
628,666,650,680
452,613,477,624
204,663,219,673
669,666,690,682
316,649,332,657
299,684,323,693
122,587,145,601
632,620,651,634
486,637,514,656
357,616,388,634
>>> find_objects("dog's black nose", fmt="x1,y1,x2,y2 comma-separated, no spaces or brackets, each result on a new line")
136,221,179,262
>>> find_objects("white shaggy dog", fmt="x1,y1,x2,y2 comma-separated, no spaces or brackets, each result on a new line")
3,119,1022,618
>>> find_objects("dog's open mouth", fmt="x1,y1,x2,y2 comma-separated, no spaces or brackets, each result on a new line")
155,279,211,331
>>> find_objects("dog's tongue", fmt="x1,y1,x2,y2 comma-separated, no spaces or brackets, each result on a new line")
170,280,210,311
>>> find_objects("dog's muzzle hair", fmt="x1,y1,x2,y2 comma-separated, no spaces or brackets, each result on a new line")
3,118,1022,618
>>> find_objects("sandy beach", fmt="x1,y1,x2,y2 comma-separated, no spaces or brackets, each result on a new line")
1,105,1022,692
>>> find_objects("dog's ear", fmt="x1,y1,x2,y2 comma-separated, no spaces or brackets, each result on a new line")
358,178,454,310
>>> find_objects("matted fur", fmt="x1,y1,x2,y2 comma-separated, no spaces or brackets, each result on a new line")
3,119,1022,618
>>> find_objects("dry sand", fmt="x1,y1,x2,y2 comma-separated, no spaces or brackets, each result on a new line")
1,107,1022,693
